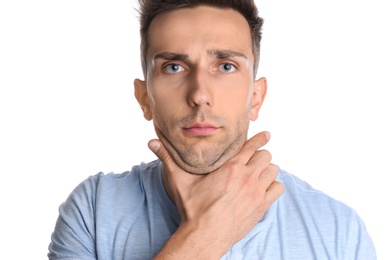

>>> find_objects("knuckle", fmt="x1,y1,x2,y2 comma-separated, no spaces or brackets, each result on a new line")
251,133,268,147
224,160,241,174
243,135,266,152
267,164,279,176
256,149,272,162
159,151,171,164
266,181,285,202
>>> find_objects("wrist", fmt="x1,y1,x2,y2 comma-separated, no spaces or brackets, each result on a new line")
154,222,227,259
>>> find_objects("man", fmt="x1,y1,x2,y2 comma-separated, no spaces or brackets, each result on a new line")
48,0,376,259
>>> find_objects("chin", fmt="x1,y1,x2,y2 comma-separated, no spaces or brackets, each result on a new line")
155,126,247,175
172,146,237,175
175,160,222,175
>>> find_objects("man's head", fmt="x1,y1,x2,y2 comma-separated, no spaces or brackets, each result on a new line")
138,0,263,78
134,0,268,174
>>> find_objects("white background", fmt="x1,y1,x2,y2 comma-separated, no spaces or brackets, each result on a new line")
0,0,389,259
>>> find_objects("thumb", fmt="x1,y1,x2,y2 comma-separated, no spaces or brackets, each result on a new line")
148,139,177,173
148,139,196,187
148,139,186,205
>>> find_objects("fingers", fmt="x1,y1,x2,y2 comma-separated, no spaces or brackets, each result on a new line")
257,164,284,202
265,181,284,203
234,131,271,164
246,149,272,172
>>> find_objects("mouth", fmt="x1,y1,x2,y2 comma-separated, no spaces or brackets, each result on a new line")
183,122,220,136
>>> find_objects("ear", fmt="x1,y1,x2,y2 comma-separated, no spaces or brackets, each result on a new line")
250,77,268,121
134,78,153,121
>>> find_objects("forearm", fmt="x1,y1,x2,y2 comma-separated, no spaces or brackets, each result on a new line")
153,223,228,260
150,133,283,259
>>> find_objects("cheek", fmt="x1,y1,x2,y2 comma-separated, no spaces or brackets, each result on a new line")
217,82,253,110
149,94,178,129
148,82,188,117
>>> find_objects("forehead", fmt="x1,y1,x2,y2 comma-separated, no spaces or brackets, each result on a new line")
146,6,253,62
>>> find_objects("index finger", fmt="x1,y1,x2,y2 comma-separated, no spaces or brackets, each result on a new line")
233,131,271,164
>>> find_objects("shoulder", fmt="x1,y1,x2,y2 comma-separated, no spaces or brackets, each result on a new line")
48,160,163,258
71,160,161,196
55,160,162,225
276,168,376,258
275,167,365,230
277,167,350,209
278,168,375,243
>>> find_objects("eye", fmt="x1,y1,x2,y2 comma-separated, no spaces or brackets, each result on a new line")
219,63,237,73
163,63,185,74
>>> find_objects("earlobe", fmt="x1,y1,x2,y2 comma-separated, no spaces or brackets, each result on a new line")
134,78,153,121
250,77,268,121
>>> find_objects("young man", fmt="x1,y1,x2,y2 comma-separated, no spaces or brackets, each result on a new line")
48,0,376,259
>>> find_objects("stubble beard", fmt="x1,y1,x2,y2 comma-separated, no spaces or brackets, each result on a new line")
154,110,250,175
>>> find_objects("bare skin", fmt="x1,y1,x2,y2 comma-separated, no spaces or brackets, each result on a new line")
134,6,285,259
134,6,263,175
149,132,284,259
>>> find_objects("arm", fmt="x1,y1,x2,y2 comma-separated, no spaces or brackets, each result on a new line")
48,175,98,260
149,132,284,259
348,213,377,260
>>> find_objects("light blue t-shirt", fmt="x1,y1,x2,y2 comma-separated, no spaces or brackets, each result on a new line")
48,160,376,259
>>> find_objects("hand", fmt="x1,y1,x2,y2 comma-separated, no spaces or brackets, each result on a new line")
149,132,284,259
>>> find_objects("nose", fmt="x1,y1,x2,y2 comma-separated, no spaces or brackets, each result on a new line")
187,68,214,108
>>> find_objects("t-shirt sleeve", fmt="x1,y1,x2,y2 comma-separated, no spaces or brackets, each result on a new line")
48,174,101,260
348,211,377,260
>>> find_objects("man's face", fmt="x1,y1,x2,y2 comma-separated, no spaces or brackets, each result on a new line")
135,6,267,174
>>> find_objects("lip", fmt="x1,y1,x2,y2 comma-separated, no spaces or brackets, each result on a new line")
183,122,219,136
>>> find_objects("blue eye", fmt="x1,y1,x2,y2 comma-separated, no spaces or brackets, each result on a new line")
219,63,237,73
164,63,185,73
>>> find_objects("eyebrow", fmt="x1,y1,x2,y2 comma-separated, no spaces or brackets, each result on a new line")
208,49,248,60
153,50,248,61
154,52,189,61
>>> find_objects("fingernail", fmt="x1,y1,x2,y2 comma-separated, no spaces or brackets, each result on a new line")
148,140,160,152
265,131,271,141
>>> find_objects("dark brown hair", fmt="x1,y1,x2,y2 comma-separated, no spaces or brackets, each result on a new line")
137,0,264,77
